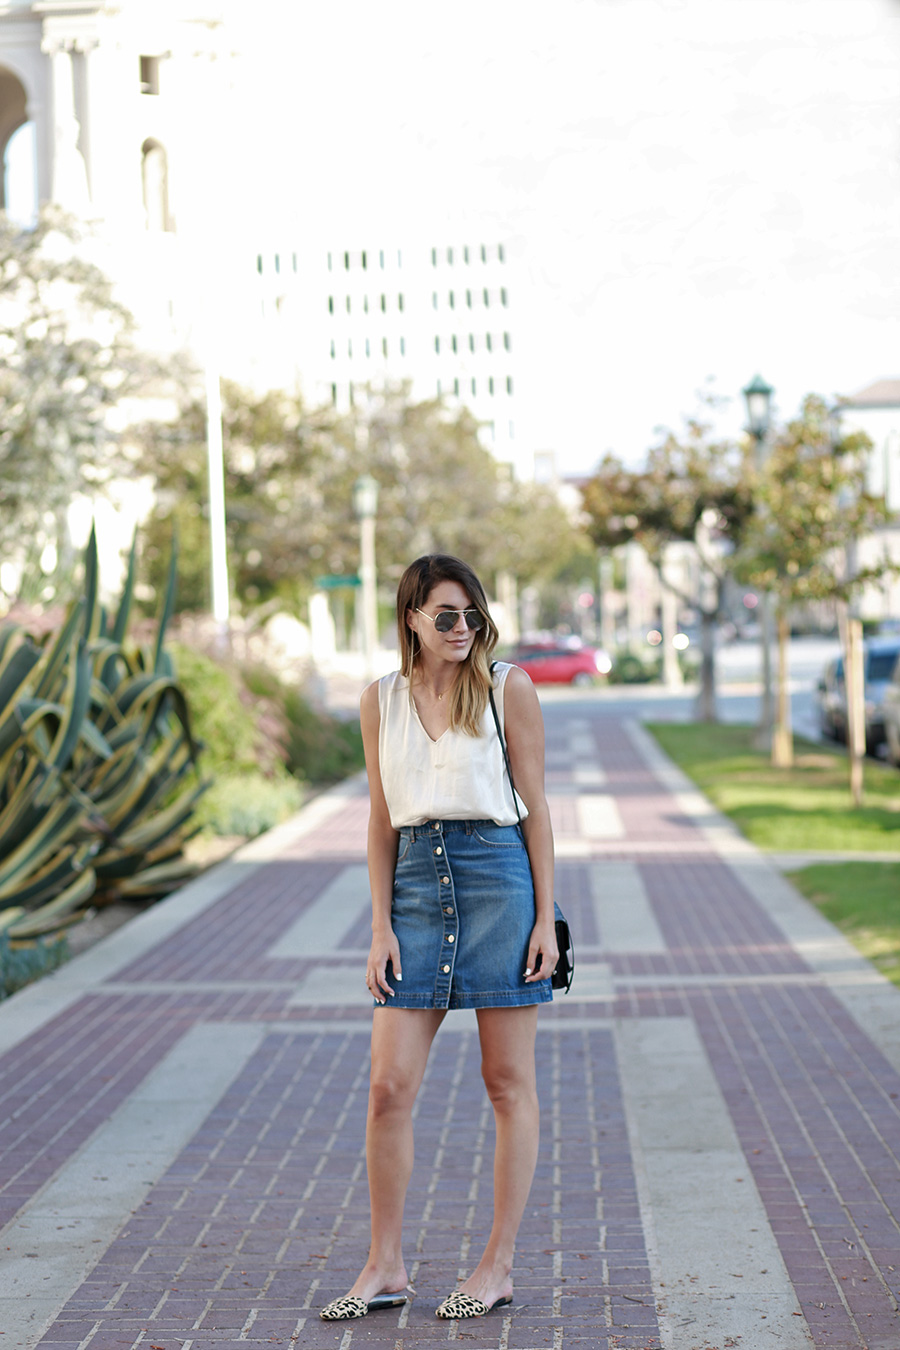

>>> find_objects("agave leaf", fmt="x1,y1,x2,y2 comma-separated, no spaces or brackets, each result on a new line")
32,602,83,701
45,640,92,774
111,533,137,647
82,522,101,644
0,907,25,934
3,844,93,908
0,639,43,717
115,778,210,853
153,531,178,674
5,867,96,938
0,699,63,761
0,759,46,851
0,622,24,664
0,796,86,896
112,858,198,899
75,719,114,760
93,732,194,831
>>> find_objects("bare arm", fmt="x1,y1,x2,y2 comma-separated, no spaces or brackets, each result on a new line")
501,666,559,983
360,681,402,1003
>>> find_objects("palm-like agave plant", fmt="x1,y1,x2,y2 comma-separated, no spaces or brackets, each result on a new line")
0,526,210,941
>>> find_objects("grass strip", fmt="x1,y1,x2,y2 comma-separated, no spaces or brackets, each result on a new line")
646,721,900,987
645,722,900,853
787,862,900,989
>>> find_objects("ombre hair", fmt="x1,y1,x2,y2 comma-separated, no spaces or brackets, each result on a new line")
396,555,499,736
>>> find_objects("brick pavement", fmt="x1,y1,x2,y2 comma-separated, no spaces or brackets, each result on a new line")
1,700,899,1350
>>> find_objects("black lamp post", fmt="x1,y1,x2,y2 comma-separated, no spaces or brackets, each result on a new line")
742,373,774,459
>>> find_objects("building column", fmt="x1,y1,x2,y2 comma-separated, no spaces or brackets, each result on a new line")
41,35,91,214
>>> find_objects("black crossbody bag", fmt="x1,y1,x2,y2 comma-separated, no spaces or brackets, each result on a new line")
488,671,575,994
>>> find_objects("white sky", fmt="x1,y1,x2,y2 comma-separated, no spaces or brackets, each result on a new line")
237,0,900,471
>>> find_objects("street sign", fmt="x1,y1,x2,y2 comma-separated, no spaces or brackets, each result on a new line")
315,574,361,589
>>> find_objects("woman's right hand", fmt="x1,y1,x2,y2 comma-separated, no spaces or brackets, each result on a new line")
367,929,402,1004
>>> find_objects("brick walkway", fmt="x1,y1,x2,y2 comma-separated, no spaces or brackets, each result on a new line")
1,703,899,1350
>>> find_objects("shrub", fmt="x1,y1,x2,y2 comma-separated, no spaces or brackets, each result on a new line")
0,933,69,1001
199,772,303,838
608,651,662,684
282,687,365,783
168,642,277,778
242,665,365,785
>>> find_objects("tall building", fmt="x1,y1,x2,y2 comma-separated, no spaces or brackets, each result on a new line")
252,237,524,475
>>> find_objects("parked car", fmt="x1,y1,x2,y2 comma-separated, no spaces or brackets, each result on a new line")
817,655,846,741
816,637,900,752
506,642,612,686
883,646,900,767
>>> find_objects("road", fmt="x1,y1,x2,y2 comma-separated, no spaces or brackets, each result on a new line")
538,634,842,746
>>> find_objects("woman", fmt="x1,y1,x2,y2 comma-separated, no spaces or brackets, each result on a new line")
320,553,558,1323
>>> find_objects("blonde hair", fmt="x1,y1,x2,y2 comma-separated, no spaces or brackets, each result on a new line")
396,555,499,736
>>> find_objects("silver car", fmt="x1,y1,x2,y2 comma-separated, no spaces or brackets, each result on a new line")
816,638,900,754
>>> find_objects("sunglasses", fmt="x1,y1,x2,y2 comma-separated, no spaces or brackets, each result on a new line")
416,607,485,634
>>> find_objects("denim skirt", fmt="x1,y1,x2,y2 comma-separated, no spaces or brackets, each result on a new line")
380,819,553,1010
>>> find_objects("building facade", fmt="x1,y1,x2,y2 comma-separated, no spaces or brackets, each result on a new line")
834,378,900,622
0,0,235,347
252,237,524,474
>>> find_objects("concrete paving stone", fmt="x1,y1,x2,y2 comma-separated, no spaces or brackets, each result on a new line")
5,717,900,1349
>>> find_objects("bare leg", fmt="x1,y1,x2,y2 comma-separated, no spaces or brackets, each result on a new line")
453,1005,540,1307
345,1007,445,1302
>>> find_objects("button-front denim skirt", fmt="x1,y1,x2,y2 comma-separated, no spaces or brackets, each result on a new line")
381,819,553,1010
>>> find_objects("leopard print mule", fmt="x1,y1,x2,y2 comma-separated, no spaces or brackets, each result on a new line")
319,1290,410,1320
435,1292,513,1319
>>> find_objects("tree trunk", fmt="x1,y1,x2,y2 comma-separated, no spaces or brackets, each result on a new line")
661,546,683,689
754,592,775,752
839,606,866,808
694,608,718,722
771,606,793,767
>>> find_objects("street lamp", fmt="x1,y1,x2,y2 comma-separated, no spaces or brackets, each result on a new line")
353,473,379,681
742,373,775,748
742,373,774,451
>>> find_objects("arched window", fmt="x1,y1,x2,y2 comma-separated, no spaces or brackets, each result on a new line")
0,65,35,225
141,138,171,231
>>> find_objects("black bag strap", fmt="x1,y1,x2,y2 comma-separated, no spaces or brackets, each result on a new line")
490,664,573,993
489,661,521,824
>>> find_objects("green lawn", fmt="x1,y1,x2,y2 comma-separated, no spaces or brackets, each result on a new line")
645,722,900,988
788,862,900,988
646,722,900,853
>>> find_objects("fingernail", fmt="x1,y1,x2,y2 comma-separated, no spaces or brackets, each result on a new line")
396,973,402,981
524,968,532,976
388,989,395,996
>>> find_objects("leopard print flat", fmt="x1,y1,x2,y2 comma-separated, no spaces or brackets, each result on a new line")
320,1291,409,1320
435,1291,513,1319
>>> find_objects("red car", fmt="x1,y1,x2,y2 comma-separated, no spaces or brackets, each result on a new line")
506,643,612,686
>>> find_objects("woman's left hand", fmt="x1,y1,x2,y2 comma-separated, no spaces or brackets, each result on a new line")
524,919,559,984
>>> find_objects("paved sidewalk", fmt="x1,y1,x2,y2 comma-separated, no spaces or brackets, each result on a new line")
1,706,900,1350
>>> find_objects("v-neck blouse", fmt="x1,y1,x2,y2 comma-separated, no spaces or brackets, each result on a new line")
377,663,527,829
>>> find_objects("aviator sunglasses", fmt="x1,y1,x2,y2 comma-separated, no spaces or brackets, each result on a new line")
416,607,485,634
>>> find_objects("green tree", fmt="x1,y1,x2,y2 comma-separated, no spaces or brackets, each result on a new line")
736,394,884,774
581,414,753,720
139,380,584,617
0,209,156,597
137,380,334,613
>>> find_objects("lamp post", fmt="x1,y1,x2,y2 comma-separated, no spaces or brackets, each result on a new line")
743,373,775,748
353,473,379,681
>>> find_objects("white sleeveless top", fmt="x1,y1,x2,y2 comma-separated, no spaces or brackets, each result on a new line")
377,662,528,829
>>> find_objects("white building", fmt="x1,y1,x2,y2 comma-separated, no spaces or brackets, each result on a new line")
0,0,237,349
251,237,524,474
834,378,900,622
